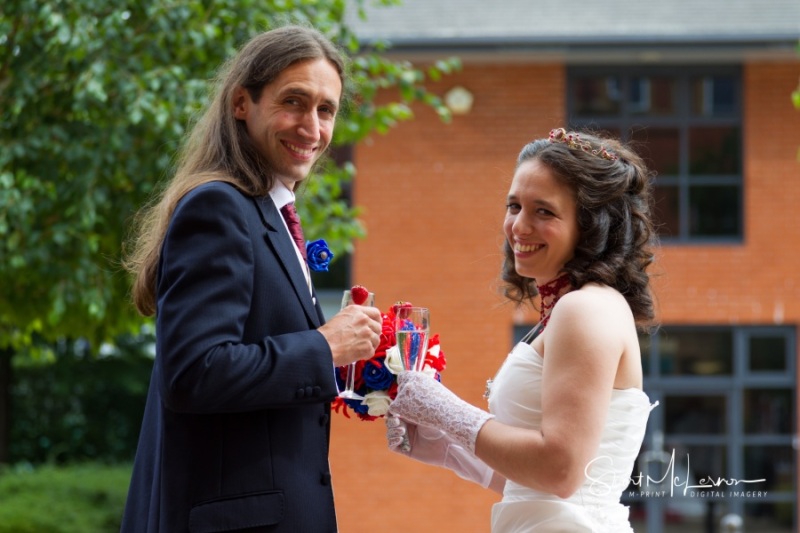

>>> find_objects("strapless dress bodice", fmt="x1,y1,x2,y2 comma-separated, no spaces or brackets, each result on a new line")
487,342,655,532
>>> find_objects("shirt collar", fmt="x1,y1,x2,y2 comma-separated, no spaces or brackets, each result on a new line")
268,180,296,210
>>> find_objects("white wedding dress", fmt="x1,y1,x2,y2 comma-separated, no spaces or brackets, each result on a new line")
488,342,656,532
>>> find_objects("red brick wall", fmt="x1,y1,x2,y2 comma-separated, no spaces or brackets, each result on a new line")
653,62,800,324
328,59,800,533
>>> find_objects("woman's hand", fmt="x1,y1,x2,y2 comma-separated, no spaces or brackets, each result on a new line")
385,415,494,488
388,372,494,453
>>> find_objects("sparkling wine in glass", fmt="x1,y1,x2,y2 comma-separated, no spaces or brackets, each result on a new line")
337,289,375,400
394,306,430,372
394,306,430,451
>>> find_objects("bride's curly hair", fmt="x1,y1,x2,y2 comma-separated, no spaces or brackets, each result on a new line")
501,129,657,328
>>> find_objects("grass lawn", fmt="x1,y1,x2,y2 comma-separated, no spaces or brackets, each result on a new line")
0,463,131,533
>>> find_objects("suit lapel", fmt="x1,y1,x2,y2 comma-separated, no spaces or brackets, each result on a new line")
254,196,321,328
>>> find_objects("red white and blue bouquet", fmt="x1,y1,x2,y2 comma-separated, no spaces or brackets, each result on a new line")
333,289,446,421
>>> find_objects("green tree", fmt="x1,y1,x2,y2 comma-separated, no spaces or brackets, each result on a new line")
0,0,458,462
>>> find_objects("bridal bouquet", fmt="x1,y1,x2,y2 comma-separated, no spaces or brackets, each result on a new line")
332,294,446,421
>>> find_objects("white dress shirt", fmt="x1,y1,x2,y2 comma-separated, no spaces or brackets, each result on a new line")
269,182,313,299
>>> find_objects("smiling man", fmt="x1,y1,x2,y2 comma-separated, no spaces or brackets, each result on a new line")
121,25,382,532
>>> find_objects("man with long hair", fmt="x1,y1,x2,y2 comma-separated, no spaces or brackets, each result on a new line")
121,25,382,532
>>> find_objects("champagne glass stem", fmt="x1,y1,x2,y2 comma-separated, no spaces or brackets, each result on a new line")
344,362,357,395
339,355,364,400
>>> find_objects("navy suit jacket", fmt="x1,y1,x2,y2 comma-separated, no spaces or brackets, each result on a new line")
121,181,340,532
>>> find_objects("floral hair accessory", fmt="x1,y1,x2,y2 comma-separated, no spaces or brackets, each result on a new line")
332,300,446,421
548,128,618,161
306,239,334,272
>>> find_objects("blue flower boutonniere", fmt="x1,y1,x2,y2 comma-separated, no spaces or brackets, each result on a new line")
306,239,334,272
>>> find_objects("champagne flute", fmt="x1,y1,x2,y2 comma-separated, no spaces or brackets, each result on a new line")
337,289,375,400
394,306,430,452
394,306,430,373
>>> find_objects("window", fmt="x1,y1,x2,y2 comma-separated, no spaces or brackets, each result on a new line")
630,325,796,531
568,67,742,242
513,322,795,530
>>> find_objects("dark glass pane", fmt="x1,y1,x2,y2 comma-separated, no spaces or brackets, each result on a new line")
744,389,792,434
692,75,737,116
310,252,349,289
629,76,676,116
689,126,741,175
744,445,794,530
630,127,680,175
744,445,797,533
329,144,354,166
589,126,621,140
679,444,728,487
659,329,733,375
665,396,726,434
745,503,794,532
638,333,651,375
653,184,679,237
573,76,622,116
630,443,732,494
744,445,794,494
513,324,534,345
688,185,740,237
749,335,787,372
317,290,343,322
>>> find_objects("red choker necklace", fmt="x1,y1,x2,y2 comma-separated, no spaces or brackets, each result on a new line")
537,273,573,329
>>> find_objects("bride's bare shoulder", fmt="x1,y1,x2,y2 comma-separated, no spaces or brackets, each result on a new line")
550,284,635,343
557,283,629,313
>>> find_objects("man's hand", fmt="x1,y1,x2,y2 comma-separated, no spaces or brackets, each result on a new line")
318,304,382,366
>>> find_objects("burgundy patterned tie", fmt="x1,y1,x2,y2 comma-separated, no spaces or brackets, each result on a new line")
280,203,307,260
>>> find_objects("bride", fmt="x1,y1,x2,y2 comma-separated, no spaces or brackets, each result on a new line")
386,128,659,532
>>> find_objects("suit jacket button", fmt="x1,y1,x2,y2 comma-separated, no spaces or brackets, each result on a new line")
319,414,329,426
296,388,305,399
313,386,321,396
320,472,331,486
305,386,313,397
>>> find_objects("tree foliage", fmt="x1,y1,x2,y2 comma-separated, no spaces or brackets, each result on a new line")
0,0,459,353
10,335,153,464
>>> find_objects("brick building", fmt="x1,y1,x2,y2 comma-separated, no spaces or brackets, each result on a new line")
321,2,800,531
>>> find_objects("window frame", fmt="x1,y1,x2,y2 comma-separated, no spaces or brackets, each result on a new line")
633,324,797,528
567,65,744,244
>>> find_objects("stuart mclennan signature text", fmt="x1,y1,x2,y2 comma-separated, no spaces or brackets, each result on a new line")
585,449,766,497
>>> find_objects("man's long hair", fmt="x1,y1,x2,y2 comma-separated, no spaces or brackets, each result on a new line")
125,25,346,316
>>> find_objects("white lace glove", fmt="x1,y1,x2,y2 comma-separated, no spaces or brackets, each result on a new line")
386,415,494,488
388,371,494,453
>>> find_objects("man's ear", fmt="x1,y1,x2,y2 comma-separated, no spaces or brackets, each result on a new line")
232,86,249,120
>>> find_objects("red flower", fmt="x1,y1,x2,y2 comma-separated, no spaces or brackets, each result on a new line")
376,314,396,355
334,299,446,421
423,334,447,372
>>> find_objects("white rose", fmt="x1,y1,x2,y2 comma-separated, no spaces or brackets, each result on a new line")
363,390,392,417
384,345,404,375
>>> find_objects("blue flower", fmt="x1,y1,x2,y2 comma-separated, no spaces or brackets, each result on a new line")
362,357,394,391
348,399,370,415
306,239,334,272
